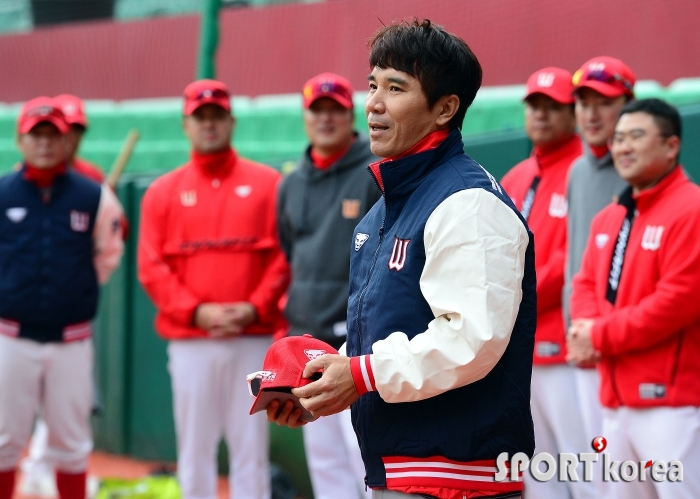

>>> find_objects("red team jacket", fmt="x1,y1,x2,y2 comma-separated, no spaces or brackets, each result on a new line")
571,167,700,408
501,135,582,364
137,148,290,340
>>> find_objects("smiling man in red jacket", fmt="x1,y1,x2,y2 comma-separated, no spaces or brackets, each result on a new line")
569,98,700,498
501,67,594,499
137,79,289,499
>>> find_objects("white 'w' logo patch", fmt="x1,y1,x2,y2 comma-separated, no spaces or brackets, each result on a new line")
548,193,568,218
537,72,555,87
388,237,410,271
641,226,664,251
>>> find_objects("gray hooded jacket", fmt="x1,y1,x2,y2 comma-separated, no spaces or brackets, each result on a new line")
278,133,380,348
563,143,628,327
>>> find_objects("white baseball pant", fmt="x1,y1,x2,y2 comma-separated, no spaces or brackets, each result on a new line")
0,335,93,473
602,406,700,499
574,368,604,443
525,364,598,499
168,336,271,499
303,408,370,499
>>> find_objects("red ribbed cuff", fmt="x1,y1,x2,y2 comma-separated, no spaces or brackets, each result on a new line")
350,355,376,396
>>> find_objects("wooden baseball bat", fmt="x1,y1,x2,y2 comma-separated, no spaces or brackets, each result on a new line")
106,129,139,190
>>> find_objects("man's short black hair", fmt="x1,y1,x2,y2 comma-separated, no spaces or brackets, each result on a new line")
619,98,682,140
368,18,482,131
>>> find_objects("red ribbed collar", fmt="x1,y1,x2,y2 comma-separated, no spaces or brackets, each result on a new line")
369,129,450,192
533,134,582,172
23,162,67,189
191,146,236,177
311,141,353,170
589,142,609,159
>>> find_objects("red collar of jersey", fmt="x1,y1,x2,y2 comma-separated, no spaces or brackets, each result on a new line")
369,129,450,192
191,146,236,177
23,162,67,189
533,134,582,171
632,165,685,213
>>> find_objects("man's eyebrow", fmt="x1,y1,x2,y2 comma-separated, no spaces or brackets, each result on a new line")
386,76,408,85
366,74,408,86
614,127,647,135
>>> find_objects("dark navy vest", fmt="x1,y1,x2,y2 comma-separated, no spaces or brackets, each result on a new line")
346,130,537,487
0,169,101,342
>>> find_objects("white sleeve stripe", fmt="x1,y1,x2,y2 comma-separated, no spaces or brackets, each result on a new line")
359,355,374,392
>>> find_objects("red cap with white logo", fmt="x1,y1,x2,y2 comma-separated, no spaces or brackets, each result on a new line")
247,334,338,422
183,79,232,116
54,94,88,128
524,67,575,104
18,97,70,134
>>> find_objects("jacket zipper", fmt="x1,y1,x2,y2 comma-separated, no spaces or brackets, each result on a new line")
354,216,385,354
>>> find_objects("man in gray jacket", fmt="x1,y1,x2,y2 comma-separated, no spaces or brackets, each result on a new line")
277,72,380,499
564,56,635,466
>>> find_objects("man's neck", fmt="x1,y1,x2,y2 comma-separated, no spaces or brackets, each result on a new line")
533,134,575,155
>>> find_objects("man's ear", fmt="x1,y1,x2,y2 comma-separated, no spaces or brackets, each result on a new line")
435,94,460,127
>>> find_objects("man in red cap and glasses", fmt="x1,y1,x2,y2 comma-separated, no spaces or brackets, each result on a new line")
137,79,289,499
0,97,124,499
277,72,379,499
501,67,594,499
563,57,635,472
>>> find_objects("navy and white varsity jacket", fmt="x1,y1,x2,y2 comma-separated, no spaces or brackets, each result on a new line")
345,130,536,496
0,168,124,343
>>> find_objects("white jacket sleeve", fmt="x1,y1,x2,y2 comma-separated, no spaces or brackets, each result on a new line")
370,189,528,403
93,185,125,284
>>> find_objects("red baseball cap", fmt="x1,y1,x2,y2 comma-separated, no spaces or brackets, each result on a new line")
248,334,338,422
54,94,88,128
183,79,231,116
302,72,354,110
18,97,69,134
573,56,636,98
524,67,575,104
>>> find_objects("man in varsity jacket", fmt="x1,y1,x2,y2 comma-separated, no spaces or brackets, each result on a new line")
0,97,124,499
569,99,700,498
269,19,536,499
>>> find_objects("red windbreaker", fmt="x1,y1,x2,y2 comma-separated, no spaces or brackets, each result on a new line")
137,148,290,340
571,167,700,408
501,134,582,364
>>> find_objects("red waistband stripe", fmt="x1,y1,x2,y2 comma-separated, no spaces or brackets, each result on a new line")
382,456,523,493
0,318,20,337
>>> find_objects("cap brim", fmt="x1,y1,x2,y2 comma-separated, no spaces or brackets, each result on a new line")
19,117,69,134
574,81,629,99
305,93,353,110
184,97,231,116
249,389,318,422
65,116,88,128
524,89,575,105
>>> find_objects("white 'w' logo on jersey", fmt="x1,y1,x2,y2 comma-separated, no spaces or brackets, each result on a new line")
388,237,410,271
548,193,568,218
641,225,664,251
